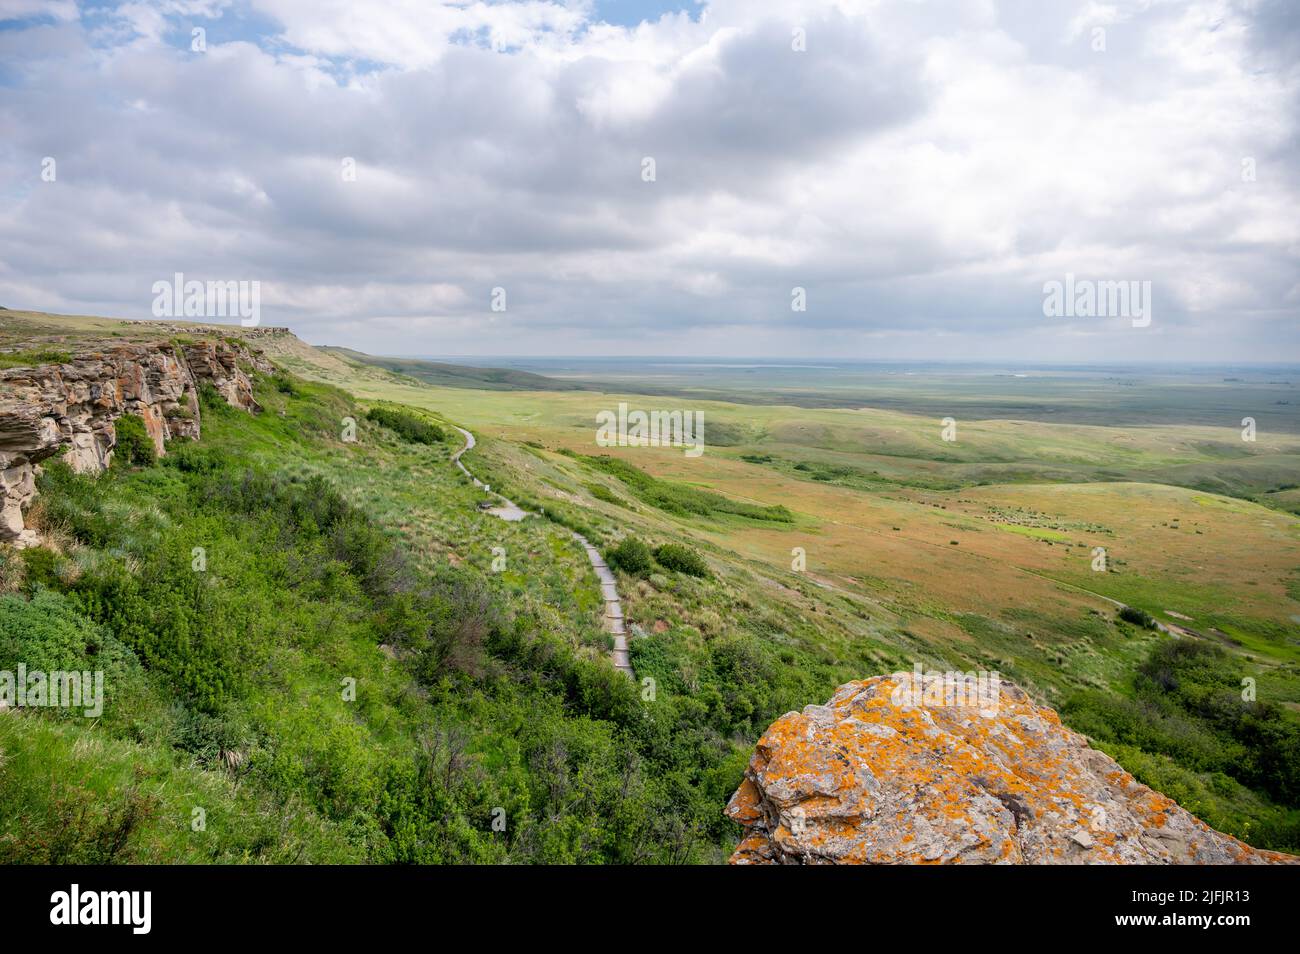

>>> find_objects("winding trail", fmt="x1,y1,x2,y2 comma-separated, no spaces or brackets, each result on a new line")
449,425,634,678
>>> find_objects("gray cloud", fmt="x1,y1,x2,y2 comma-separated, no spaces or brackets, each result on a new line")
0,0,1297,362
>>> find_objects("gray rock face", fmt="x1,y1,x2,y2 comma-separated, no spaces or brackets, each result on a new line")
181,340,273,412
0,339,268,545
726,674,1298,865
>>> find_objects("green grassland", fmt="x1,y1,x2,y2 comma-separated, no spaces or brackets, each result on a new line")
0,356,917,862
2,309,1299,856
320,348,593,393
245,327,1300,848
349,354,1300,433
2,376,741,861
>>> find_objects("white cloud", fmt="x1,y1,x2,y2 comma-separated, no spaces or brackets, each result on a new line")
251,0,592,68
0,0,1296,361
0,0,78,21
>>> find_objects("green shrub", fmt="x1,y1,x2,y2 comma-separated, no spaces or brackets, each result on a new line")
1119,605,1156,628
162,443,229,474
366,406,444,445
585,483,625,506
607,537,653,576
404,575,502,681
0,588,140,680
111,414,156,467
0,349,72,370
1061,638,1300,852
197,381,229,414
0,588,151,727
70,557,246,714
653,543,710,578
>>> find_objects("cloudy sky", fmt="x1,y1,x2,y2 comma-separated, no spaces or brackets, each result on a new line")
1,0,1297,362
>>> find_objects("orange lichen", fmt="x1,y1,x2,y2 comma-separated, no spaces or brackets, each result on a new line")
726,675,1298,866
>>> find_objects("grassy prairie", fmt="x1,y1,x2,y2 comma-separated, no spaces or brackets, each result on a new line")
4,311,1299,854
253,355,1300,687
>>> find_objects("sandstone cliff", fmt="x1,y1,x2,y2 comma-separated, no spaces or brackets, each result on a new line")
726,673,1296,864
0,338,272,545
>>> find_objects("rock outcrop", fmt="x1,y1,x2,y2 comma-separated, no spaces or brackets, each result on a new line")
0,339,269,545
181,340,273,412
726,673,1296,865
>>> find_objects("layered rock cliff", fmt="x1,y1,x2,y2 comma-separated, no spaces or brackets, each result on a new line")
0,339,271,545
726,673,1296,865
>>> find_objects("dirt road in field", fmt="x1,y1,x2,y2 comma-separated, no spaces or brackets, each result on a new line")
450,425,633,678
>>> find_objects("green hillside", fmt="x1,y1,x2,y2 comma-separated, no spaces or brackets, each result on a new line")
0,366,873,862
2,326,1298,859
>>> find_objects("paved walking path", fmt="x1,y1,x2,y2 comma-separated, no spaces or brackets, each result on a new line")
574,536,634,677
450,425,633,677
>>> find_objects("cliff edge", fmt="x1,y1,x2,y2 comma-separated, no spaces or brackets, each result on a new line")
0,338,272,545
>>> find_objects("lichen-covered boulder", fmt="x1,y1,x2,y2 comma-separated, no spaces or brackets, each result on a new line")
726,674,1296,865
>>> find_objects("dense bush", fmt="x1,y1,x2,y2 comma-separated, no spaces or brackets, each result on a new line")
366,405,444,445
653,543,710,578
0,588,139,683
1062,638,1300,851
162,443,229,474
112,414,156,467
1135,640,1300,804
585,482,625,506
1119,605,1157,628
607,537,653,576
196,381,229,414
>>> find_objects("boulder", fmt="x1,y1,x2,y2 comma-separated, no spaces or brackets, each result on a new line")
726,673,1297,864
